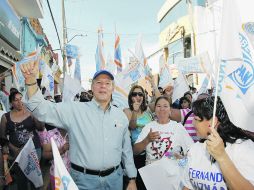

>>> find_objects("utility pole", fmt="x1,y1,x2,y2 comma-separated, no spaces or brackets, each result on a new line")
62,0,67,78
187,0,196,57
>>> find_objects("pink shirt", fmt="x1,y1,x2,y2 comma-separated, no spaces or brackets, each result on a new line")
38,128,70,175
180,108,199,142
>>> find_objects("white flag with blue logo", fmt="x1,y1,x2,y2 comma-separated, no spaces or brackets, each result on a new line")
41,63,54,97
158,55,173,89
217,0,254,131
198,76,209,95
65,44,78,59
51,138,79,190
172,72,189,103
15,138,43,188
115,61,146,90
95,28,106,71
242,22,254,49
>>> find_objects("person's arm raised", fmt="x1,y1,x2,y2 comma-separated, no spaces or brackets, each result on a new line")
20,59,40,99
20,59,71,131
129,101,141,130
147,74,161,99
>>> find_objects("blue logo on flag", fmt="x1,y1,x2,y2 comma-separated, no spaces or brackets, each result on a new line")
24,151,41,176
47,74,54,91
228,33,254,94
65,44,78,59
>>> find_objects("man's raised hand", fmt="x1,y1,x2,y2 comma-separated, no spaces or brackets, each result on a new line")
20,58,39,84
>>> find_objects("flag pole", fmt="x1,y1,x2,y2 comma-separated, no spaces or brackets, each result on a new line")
210,1,220,129
211,57,220,128
62,0,68,78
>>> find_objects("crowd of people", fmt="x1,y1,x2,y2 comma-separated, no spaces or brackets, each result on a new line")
0,59,253,190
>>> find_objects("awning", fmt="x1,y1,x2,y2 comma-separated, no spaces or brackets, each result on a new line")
0,38,21,62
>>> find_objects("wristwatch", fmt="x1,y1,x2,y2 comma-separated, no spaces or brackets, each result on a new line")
128,177,136,181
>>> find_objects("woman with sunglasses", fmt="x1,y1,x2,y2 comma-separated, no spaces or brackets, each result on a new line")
182,97,254,190
123,82,160,190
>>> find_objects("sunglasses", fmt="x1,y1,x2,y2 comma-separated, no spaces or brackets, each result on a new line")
131,92,144,97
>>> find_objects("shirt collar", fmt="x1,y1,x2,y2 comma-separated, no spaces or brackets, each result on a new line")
91,98,112,111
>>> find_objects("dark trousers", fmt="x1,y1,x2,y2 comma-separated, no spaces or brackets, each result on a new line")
123,153,146,190
134,154,146,190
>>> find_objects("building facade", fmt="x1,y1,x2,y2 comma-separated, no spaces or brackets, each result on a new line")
0,0,22,91
0,0,61,94
157,0,207,86
22,17,61,88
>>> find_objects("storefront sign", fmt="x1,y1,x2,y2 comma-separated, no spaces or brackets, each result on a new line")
0,0,21,50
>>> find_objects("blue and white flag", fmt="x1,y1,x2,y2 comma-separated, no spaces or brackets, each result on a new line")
41,63,54,97
172,72,189,102
13,47,41,91
15,138,43,188
39,59,46,73
65,44,78,59
115,61,146,90
95,28,106,71
51,138,79,190
198,76,209,95
242,22,254,48
158,55,173,89
217,0,254,131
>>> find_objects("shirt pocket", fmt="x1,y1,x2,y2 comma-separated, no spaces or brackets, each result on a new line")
112,124,125,150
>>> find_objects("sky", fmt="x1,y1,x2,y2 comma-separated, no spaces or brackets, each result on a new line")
40,0,165,89
40,0,254,89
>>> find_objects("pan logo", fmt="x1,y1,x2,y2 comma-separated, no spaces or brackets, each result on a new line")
228,33,254,95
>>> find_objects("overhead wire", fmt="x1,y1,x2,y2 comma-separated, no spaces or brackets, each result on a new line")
46,0,63,54
66,27,160,36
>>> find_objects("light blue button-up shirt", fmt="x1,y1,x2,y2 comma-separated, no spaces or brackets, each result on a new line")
25,90,137,178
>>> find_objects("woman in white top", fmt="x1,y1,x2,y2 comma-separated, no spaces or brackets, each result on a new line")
133,96,193,165
183,96,254,190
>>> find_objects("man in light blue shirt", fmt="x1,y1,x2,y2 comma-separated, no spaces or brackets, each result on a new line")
21,59,137,190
